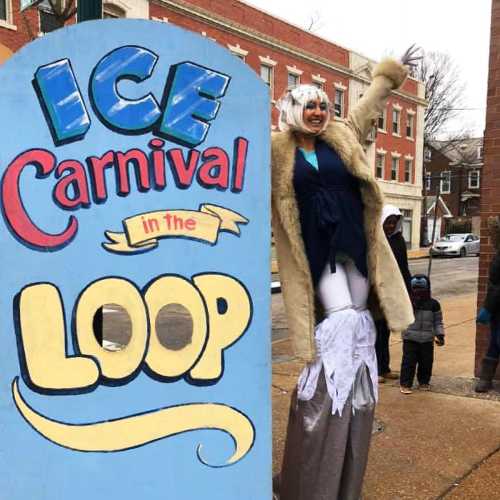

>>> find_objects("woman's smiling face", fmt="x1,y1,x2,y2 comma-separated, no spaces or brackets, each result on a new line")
302,99,328,134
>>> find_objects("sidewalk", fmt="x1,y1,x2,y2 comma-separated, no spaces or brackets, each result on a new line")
408,246,430,260
272,292,500,499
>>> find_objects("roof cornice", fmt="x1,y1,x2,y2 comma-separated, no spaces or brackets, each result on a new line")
153,0,351,74
154,0,426,106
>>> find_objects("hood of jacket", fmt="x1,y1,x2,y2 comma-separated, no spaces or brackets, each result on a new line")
410,274,431,303
381,204,403,237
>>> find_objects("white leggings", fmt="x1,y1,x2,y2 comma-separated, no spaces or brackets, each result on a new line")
317,260,370,315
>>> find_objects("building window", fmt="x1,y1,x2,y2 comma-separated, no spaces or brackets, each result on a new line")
440,171,451,194
40,11,63,33
287,72,299,89
391,156,399,181
378,109,386,131
228,44,248,61
468,170,480,189
312,81,324,90
425,173,431,191
392,108,400,135
0,0,7,21
260,64,273,90
39,0,65,34
103,3,126,18
478,145,484,159
375,153,385,179
334,88,344,118
406,114,414,138
400,209,413,246
404,159,413,183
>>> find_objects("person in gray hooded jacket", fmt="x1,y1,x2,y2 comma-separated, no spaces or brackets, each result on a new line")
400,274,445,394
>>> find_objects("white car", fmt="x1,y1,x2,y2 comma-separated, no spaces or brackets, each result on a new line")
431,233,480,257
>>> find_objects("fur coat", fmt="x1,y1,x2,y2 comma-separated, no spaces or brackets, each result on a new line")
271,58,415,362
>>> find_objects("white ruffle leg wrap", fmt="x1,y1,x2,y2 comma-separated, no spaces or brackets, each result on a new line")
297,308,378,416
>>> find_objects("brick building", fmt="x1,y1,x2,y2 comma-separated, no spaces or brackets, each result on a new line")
424,138,483,239
477,0,500,379
0,0,426,248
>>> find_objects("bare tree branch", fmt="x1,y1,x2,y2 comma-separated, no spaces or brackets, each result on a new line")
417,51,468,144
305,10,324,33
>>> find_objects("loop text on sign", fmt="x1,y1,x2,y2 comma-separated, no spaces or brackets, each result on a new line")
15,273,252,393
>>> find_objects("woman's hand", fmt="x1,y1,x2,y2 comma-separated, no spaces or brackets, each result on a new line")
400,44,422,69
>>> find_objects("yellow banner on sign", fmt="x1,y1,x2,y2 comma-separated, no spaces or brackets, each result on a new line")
103,204,249,254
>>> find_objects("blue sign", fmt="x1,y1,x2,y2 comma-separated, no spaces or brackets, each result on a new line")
0,20,270,499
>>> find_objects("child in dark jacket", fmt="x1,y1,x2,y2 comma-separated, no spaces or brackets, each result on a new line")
400,274,445,394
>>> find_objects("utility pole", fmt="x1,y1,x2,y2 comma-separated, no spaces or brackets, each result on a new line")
427,174,445,277
422,171,429,247
77,0,102,22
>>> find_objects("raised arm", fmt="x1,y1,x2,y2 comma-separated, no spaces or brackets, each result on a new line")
347,58,408,143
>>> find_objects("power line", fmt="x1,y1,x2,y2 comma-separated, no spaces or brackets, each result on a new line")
431,107,485,111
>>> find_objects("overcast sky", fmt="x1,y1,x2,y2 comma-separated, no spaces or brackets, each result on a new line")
244,0,492,137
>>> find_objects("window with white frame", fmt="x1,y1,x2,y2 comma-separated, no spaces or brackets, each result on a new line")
334,88,344,118
378,109,386,131
260,64,274,90
375,153,385,179
478,145,484,159
391,156,399,181
313,75,326,89
400,209,413,246
287,72,299,89
425,173,431,191
468,170,480,189
440,171,451,194
392,108,400,135
228,44,248,62
404,159,413,183
406,114,414,138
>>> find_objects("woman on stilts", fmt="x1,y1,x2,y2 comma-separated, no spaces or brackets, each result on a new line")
271,47,420,500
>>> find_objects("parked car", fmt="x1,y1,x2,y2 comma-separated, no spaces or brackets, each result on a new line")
431,233,480,257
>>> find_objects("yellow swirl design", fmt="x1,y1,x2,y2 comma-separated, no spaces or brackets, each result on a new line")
12,378,254,466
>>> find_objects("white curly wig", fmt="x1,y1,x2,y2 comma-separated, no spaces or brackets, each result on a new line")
276,84,330,134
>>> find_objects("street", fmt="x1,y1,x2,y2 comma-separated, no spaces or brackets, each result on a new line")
272,256,479,342
409,256,479,299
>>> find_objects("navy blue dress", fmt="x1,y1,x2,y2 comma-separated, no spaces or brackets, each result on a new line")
293,139,368,287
